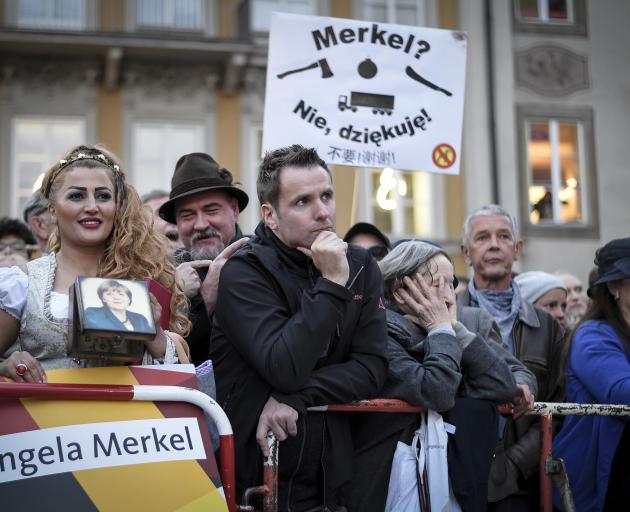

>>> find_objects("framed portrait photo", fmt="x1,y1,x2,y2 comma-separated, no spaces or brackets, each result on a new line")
67,277,157,363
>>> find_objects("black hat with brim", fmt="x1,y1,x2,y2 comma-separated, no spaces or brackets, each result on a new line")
158,152,249,224
588,237,630,297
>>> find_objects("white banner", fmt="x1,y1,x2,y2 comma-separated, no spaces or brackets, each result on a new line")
0,417,205,483
263,13,467,174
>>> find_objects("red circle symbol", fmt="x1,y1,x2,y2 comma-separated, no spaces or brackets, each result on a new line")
432,143,457,169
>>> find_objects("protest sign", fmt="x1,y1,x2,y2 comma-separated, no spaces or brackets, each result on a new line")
263,13,467,174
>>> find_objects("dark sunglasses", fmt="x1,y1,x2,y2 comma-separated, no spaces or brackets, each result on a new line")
368,245,389,260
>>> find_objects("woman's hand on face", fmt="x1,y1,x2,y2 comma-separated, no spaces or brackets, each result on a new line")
0,351,46,383
444,283,458,326
394,274,452,331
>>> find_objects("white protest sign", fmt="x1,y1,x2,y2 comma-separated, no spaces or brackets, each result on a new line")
262,13,467,174
263,13,467,174
0,417,205,483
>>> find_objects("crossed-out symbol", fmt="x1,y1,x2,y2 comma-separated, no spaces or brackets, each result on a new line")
432,143,456,169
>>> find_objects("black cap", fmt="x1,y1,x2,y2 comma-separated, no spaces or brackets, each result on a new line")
343,222,391,249
588,237,630,297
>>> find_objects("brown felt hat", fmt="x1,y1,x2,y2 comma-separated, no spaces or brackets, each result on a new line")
158,153,249,223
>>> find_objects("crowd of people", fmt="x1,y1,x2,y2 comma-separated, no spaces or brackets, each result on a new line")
0,142,627,512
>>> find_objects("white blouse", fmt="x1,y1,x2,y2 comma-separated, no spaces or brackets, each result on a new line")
0,265,68,328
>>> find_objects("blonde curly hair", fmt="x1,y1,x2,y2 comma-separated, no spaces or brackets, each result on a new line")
42,144,190,336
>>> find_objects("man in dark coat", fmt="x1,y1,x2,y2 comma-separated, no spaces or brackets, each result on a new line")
210,145,388,510
457,204,564,511
159,153,249,365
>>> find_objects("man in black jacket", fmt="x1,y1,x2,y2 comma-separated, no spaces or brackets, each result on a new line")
210,145,388,510
159,153,249,365
457,204,564,512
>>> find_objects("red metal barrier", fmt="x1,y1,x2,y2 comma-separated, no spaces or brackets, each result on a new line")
540,413,553,512
528,401,630,512
0,382,238,512
241,399,428,511
23,384,625,512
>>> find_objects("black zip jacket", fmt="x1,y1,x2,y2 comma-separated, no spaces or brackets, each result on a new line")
210,222,388,502
184,224,246,366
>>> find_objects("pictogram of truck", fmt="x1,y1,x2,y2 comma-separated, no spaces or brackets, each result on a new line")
338,91,395,115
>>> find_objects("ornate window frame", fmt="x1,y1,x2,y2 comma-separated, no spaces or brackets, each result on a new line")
516,103,599,238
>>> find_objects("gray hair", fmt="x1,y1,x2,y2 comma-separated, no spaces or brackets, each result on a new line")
378,240,449,299
23,191,49,223
141,189,169,204
462,204,519,247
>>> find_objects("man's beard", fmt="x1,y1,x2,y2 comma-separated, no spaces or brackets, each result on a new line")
189,229,225,260
190,244,224,261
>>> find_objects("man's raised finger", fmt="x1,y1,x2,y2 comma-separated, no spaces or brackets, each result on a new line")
216,237,249,262
188,260,213,269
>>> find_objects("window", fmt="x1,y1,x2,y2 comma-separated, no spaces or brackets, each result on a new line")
131,121,205,196
358,167,434,239
250,0,318,32
137,0,203,30
517,105,598,236
515,0,572,23
16,0,86,29
512,0,586,36
359,0,426,26
10,116,85,217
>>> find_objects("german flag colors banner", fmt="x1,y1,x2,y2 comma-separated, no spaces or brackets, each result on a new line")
0,365,228,511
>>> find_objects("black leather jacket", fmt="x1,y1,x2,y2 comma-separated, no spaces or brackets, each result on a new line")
210,222,388,502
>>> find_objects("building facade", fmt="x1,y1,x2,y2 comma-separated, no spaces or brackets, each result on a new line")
1,0,627,281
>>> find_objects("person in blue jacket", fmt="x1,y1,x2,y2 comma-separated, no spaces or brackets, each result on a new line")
554,237,630,511
85,279,152,332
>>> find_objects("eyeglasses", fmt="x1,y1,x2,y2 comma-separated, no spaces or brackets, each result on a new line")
368,245,389,260
0,241,27,253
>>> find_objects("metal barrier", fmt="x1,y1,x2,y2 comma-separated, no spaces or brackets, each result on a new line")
248,400,630,512
5,385,626,512
527,402,630,512
0,382,239,512
242,399,426,512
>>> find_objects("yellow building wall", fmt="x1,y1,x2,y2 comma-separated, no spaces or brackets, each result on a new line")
438,0,465,239
218,0,238,38
437,0,466,275
330,0,352,18
329,0,359,237
215,92,242,182
99,0,124,31
96,86,123,158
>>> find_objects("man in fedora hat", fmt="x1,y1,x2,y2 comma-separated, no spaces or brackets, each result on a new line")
159,152,249,365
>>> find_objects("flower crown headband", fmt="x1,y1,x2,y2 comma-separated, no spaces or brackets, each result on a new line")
42,148,127,203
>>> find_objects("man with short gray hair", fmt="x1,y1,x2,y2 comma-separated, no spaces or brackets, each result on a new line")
458,204,564,511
